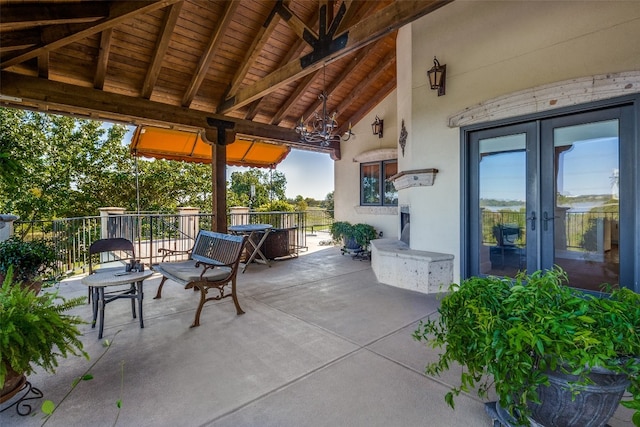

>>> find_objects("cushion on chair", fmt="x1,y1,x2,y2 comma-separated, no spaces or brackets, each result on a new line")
156,261,231,282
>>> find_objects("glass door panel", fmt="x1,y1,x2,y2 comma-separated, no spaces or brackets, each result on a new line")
546,120,620,291
478,133,527,277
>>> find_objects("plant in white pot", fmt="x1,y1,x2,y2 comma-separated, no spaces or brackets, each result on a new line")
413,267,640,426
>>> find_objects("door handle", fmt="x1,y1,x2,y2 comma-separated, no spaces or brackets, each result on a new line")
543,211,559,231
526,211,536,231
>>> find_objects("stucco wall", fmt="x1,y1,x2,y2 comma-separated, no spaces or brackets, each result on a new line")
335,0,640,282
334,89,399,239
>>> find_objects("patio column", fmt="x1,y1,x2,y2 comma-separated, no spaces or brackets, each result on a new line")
178,207,199,240
98,207,126,239
0,214,19,242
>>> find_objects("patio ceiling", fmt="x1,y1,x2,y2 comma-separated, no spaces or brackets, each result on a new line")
0,0,453,160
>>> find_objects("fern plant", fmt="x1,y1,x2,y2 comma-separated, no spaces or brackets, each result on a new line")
0,267,88,389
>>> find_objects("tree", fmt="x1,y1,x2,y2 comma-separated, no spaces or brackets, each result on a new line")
322,191,334,217
227,169,287,209
0,109,213,220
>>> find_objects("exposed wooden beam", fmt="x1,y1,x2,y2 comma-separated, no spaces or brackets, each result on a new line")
1,1,182,69
270,70,319,125
0,2,109,31
338,78,396,135
94,28,113,89
333,51,395,118
37,53,48,79
218,0,451,114
0,71,303,145
181,1,239,107
224,1,283,100
142,1,183,99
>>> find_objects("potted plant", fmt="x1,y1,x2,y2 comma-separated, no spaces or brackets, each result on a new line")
413,266,640,427
0,267,87,403
330,222,377,254
330,221,359,250
0,236,57,292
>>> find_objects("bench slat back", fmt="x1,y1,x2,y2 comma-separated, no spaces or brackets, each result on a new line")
191,230,246,267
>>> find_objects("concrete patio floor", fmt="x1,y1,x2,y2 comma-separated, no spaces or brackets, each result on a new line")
1,233,635,427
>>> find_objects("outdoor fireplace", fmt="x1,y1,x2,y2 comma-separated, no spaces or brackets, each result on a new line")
400,206,410,245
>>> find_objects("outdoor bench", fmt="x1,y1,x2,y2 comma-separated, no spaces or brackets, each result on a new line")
152,230,248,327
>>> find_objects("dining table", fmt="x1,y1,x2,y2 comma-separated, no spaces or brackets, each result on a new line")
228,223,273,273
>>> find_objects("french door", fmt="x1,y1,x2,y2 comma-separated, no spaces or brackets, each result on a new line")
467,105,634,291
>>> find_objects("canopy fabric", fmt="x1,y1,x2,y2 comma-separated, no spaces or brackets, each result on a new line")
130,126,290,168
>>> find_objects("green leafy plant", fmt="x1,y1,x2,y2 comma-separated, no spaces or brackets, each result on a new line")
0,236,57,284
352,223,377,248
413,266,640,426
329,221,354,243
0,267,88,390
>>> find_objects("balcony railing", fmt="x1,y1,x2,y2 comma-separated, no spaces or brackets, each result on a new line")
13,210,333,277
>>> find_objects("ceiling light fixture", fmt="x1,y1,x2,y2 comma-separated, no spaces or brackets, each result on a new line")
295,66,353,146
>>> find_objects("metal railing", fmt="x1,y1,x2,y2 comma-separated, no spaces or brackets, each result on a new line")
13,210,331,277
481,210,619,250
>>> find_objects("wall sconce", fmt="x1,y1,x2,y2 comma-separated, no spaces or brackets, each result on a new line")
371,116,383,138
427,57,446,96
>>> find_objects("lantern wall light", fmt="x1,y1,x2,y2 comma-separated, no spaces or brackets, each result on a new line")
371,116,383,138
427,56,446,96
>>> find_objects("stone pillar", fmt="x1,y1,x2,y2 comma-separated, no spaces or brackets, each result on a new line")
98,207,126,239
178,207,200,240
229,207,250,226
0,214,19,242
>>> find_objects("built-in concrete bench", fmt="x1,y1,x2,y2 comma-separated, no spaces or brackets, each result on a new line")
371,239,453,294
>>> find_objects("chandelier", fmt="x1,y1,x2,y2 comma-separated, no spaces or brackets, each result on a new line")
295,68,353,146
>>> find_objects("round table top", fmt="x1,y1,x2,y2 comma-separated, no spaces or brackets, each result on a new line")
229,224,273,232
81,269,153,287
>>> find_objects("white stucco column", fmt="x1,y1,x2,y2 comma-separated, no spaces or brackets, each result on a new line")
0,214,19,242
98,207,126,239
178,207,200,239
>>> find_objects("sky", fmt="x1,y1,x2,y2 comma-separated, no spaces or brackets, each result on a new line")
120,125,334,201
228,149,334,200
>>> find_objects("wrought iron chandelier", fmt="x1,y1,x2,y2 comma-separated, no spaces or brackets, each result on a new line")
295,67,353,146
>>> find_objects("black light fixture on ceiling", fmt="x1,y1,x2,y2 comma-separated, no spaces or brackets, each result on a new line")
371,116,384,138
295,65,353,146
427,56,446,96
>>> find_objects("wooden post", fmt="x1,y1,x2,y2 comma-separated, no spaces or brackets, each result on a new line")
207,119,235,233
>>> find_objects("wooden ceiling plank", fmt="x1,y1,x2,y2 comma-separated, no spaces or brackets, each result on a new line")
333,51,395,116
37,53,48,79
0,0,182,70
141,1,183,99
270,70,318,125
218,0,451,114
225,3,282,100
94,28,113,89
181,1,239,107
338,77,395,135
0,30,40,51
0,2,109,31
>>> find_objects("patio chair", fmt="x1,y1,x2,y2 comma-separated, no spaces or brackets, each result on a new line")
490,224,525,269
87,238,137,303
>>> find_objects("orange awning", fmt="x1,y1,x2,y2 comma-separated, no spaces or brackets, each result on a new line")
129,126,290,168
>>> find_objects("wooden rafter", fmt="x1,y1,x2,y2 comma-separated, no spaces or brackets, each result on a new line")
142,1,183,99
218,0,451,114
94,28,113,89
0,1,182,69
181,1,239,107
0,2,109,31
270,70,319,125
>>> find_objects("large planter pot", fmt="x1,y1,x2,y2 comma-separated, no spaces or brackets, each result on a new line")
493,365,629,427
0,365,26,404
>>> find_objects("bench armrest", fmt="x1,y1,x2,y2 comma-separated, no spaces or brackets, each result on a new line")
158,247,192,261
